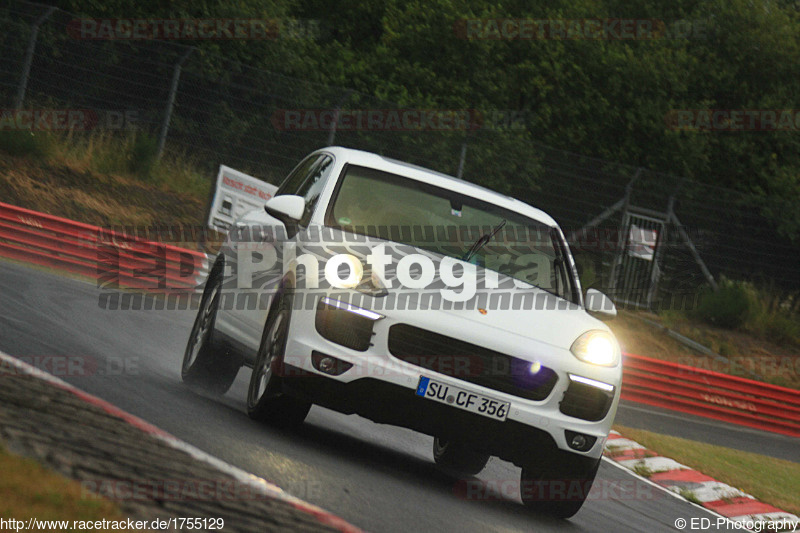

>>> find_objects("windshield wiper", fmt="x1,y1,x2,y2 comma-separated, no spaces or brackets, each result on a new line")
462,219,506,263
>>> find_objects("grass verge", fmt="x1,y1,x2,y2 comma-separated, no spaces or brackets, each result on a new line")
0,443,123,524
613,425,800,516
610,311,800,389
0,129,211,200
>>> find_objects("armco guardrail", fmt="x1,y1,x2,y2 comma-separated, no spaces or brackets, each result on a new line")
2,202,798,437
0,202,208,290
622,352,800,437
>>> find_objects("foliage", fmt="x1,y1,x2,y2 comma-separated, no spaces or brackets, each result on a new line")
678,489,702,505
128,132,158,177
0,445,124,526
0,131,53,160
29,130,210,198
689,277,799,345
693,277,757,328
44,0,800,243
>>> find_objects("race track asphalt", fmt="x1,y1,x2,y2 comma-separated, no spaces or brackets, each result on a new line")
1,260,780,532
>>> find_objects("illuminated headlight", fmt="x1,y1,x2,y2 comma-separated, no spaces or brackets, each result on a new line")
326,254,388,297
326,254,364,289
570,330,620,367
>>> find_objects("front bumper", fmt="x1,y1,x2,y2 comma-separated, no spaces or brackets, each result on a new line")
281,295,621,461
283,368,569,467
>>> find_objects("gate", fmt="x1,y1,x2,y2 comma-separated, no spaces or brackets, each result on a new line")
609,210,667,308
568,170,718,310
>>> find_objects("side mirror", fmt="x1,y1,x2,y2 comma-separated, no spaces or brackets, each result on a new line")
585,288,617,319
265,195,304,223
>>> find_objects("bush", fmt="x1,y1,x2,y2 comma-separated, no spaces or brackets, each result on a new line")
693,277,757,329
0,130,53,159
750,309,800,346
691,278,800,345
128,133,158,177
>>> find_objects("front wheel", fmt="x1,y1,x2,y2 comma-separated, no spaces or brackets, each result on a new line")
247,291,310,427
432,438,490,476
520,453,600,519
181,271,240,394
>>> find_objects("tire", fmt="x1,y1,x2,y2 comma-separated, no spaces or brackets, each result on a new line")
246,290,311,427
520,453,600,519
432,437,490,476
181,269,240,394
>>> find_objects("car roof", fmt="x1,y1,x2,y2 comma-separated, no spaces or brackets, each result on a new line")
315,146,558,227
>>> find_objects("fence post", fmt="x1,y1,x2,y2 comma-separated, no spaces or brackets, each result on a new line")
646,194,674,308
327,90,352,146
671,211,718,291
14,6,56,111
157,47,193,160
326,108,340,146
607,168,641,294
567,197,625,244
456,141,467,178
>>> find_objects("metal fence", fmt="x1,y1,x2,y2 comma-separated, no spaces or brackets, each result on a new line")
2,0,799,309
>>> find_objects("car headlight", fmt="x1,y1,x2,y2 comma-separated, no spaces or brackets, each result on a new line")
570,330,620,366
324,253,388,296
330,254,363,289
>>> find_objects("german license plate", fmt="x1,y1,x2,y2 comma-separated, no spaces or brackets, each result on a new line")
416,376,509,421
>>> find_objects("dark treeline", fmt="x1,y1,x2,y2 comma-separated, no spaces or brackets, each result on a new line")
43,0,800,244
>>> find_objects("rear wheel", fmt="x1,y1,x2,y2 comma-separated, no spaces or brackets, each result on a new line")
181,271,240,394
432,438,490,476
520,453,600,519
247,291,310,427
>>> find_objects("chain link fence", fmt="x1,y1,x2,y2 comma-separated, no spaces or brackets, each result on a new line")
2,0,799,309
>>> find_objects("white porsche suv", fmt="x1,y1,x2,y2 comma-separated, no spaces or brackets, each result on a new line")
182,147,621,518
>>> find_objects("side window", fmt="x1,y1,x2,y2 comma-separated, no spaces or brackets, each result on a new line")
297,156,334,226
275,155,321,196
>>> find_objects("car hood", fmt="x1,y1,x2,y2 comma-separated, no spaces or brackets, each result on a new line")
393,285,607,351
302,228,610,350
376,246,606,351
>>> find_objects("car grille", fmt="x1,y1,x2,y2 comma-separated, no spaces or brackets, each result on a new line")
387,324,558,401
559,380,614,421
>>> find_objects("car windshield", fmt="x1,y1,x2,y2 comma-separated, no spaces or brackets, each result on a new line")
325,165,578,302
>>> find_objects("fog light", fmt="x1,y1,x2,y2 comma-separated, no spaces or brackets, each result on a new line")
529,361,542,374
319,356,336,373
565,430,597,452
311,351,353,376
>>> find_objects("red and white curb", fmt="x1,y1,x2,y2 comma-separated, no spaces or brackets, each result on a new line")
604,431,800,531
0,351,362,533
